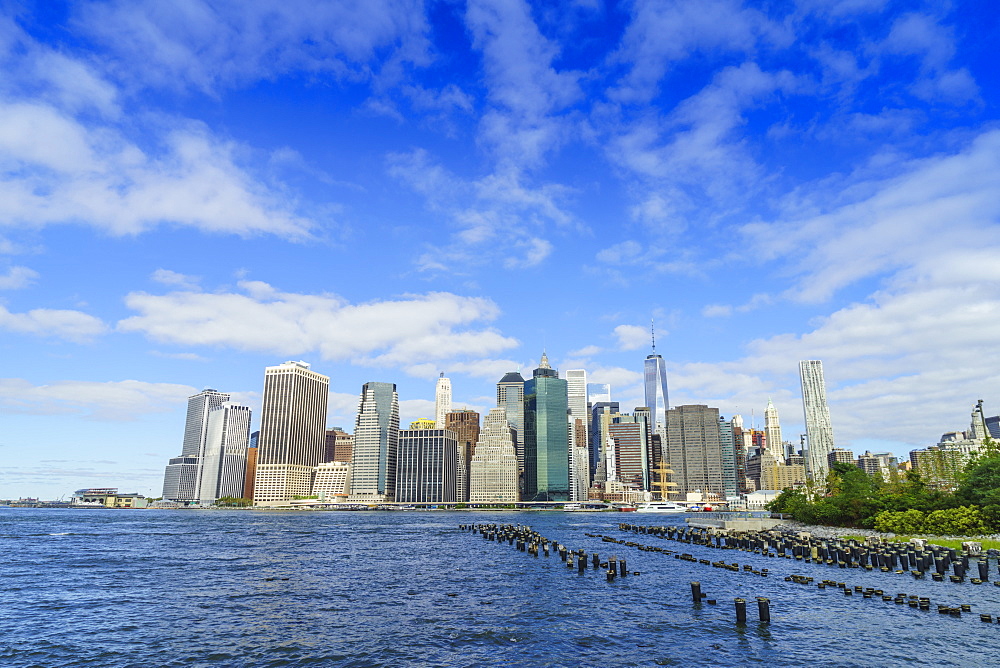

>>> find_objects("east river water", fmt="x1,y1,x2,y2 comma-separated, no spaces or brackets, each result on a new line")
3,508,999,667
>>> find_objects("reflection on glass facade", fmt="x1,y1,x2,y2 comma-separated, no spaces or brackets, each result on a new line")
644,355,669,428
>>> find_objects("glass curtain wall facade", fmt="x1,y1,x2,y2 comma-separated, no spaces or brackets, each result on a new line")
350,381,400,503
523,354,569,502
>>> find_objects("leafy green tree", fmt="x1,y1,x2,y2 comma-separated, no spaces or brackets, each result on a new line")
922,506,987,536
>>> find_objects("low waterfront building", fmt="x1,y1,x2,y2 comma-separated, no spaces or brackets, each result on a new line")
312,461,352,501
71,488,147,508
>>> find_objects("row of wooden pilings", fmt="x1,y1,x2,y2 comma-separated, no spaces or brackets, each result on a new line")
614,523,1000,623
619,523,998,584
458,523,635,581
458,523,769,625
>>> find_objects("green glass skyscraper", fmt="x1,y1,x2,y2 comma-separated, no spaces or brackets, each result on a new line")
523,352,570,501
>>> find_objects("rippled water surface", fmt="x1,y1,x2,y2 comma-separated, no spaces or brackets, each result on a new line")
3,508,1000,667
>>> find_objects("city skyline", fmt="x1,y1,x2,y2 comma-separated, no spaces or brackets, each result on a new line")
2,2,999,500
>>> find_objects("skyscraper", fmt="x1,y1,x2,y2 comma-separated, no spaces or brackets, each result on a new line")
763,399,784,463
644,328,670,441
324,427,353,463
446,409,480,503
799,360,835,481
665,404,724,500
590,401,620,483
469,408,518,503
395,428,457,503
565,369,590,501
350,381,400,503
497,371,525,474
162,388,230,502
182,389,231,456
523,352,570,502
196,403,252,504
434,373,452,428
253,362,329,505
718,416,737,498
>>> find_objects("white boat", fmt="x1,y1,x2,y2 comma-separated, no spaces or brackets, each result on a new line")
634,502,688,513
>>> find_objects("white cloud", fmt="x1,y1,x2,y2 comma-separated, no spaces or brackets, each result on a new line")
613,324,649,351
743,129,1000,303
702,304,733,318
610,0,787,103
881,12,979,104
569,344,602,357
0,105,314,238
0,378,196,419
0,266,38,290
118,282,519,366
74,0,432,94
587,365,643,388
0,305,107,342
388,150,571,271
151,269,200,291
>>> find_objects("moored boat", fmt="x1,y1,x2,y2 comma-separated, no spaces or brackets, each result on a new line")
634,501,688,513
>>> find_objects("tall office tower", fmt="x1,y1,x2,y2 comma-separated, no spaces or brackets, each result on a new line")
196,403,252,504
590,401,620,483
608,416,648,490
719,416,737,499
644,324,670,433
253,361,329,504
446,410,480,503
571,419,590,501
799,360,835,481
324,428,353,463
162,388,231,502
985,415,1000,440
244,446,257,500
350,381,400,503
497,371,525,473
565,370,589,501
764,399,784,463
395,429,458,503
731,415,750,493
469,408,519,503
665,405,724,500
971,399,989,441
523,352,570,501
434,373,452,428
587,383,611,404
162,456,200,501
633,407,657,478
182,389,231,456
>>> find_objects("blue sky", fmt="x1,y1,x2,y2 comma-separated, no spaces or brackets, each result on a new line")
2,0,999,500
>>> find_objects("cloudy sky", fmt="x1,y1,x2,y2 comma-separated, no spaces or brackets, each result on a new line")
2,0,998,500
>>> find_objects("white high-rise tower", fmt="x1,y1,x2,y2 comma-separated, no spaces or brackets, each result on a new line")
764,399,783,463
644,321,669,439
253,361,329,505
435,373,452,428
196,403,252,504
799,360,835,481
162,388,230,502
565,369,590,501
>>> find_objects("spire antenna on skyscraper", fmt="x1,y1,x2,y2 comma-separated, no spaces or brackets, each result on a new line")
651,318,656,354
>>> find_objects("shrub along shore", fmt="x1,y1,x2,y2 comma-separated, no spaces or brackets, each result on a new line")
767,439,1000,540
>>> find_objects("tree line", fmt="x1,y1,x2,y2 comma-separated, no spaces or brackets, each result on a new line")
767,440,1000,536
